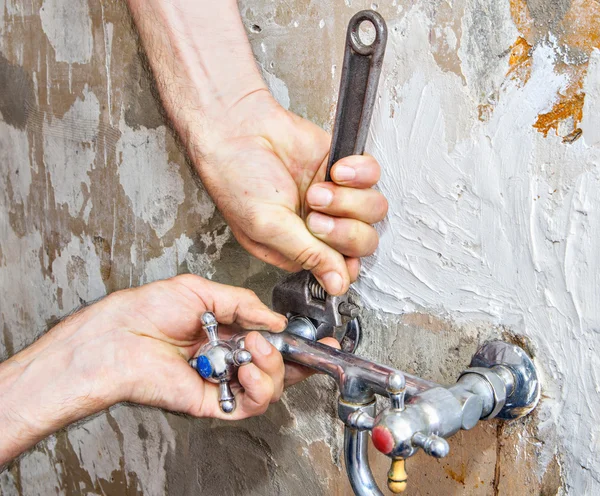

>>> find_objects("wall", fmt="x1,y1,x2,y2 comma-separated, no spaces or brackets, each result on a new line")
1,0,597,494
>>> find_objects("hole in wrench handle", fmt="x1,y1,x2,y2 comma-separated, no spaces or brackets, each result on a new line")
325,10,388,182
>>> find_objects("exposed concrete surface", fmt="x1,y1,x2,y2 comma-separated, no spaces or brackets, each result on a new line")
2,0,593,494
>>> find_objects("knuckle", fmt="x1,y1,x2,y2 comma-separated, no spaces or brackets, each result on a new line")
172,273,201,286
254,395,271,414
347,223,378,257
367,155,381,174
347,222,362,247
240,287,258,300
247,209,282,240
188,403,205,418
293,246,324,271
271,389,283,403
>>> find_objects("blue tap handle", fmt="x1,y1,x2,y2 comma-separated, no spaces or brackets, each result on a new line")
189,312,252,413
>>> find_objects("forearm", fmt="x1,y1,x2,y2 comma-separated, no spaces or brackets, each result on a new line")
0,316,117,466
126,0,267,152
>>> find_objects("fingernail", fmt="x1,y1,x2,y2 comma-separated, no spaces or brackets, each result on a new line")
334,165,356,181
307,213,334,235
307,186,333,207
321,271,343,294
255,333,273,356
249,365,261,381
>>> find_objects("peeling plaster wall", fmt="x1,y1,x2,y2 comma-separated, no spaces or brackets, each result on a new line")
0,0,595,494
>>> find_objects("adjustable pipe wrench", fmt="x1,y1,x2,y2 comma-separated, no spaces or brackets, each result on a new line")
272,10,388,353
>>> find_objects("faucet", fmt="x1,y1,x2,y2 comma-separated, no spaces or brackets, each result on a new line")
190,312,540,495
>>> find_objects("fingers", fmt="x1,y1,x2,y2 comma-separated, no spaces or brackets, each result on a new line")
306,183,388,225
174,274,287,331
250,206,351,295
283,337,341,386
193,332,284,420
329,154,381,188
306,213,379,258
304,154,386,263
346,257,361,282
243,332,284,403
196,363,275,420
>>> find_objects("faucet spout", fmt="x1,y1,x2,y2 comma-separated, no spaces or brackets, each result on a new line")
345,427,384,496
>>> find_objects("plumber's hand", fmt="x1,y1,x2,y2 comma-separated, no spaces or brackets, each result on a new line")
0,275,337,466
127,0,387,296
191,92,388,296
91,274,332,419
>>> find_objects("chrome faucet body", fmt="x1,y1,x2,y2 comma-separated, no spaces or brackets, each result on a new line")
256,319,539,495
194,315,540,495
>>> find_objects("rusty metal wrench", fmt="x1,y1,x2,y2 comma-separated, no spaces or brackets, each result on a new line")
272,10,387,352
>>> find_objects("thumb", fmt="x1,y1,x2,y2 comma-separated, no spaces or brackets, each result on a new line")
256,206,350,295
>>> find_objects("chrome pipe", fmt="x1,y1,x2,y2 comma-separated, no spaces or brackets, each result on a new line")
262,331,438,403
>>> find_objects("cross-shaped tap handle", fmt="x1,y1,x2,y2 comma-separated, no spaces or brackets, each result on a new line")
387,373,406,411
189,312,252,413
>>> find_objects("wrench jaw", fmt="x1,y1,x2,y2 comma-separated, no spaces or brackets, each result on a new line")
272,270,361,353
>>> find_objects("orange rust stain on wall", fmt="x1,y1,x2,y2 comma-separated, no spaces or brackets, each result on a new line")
534,81,585,141
508,0,600,141
507,36,533,85
444,463,467,485
509,0,534,42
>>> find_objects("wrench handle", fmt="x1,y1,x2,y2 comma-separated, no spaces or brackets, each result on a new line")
325,10,387,182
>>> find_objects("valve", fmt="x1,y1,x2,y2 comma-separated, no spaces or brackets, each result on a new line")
371,372,451,493
188,312,252,413
387,372,406,411
411,432,450,458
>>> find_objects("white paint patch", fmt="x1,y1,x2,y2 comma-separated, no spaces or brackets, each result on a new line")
51,233,106,310
261,66,291,110
113,406,175,495
19,450,64,495
0,121,31,205
39,0,93,64
581,49,600,147
190,185,216,223
44,87,99,219
144,233,193,283
0,219,57,357
117,121,186,238
184,227,231,279
100,2,114,126
356,5,600,492
67,413,122,484
458,0,518,102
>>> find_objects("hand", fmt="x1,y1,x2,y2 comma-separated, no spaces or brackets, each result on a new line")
192,91,388,296
126,0,388,296
0,275,337,465
92,274,336,419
